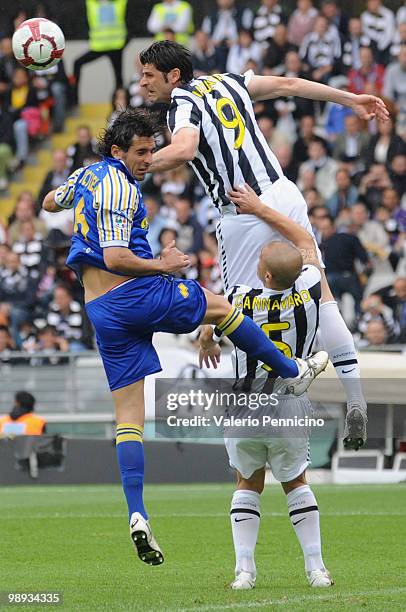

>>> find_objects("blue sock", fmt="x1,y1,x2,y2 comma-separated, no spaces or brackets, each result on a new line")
217,307,299,378
116,424,147,521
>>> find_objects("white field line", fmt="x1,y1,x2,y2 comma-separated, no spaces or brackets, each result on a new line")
0,511,405,520
175,587,406,612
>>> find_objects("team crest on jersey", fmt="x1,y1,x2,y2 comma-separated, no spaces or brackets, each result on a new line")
178,283,189,299
113,214,125,228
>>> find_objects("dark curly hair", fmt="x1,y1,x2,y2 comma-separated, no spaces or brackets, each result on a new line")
140,41,194,84
98,108,161,157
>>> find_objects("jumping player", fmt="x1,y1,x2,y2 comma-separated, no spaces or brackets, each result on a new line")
42,109,328,567
139,40,388,449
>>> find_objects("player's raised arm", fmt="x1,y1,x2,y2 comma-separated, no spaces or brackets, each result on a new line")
247,75,389,123
42,167,85,213
228,184,319,267
150,127,199,172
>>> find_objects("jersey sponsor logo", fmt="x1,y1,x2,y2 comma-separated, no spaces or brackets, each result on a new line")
178,283,189,299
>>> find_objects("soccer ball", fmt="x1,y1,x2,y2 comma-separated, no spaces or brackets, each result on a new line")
12,18,65,71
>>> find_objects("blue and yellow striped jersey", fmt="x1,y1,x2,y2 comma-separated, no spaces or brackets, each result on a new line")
58,157,153,281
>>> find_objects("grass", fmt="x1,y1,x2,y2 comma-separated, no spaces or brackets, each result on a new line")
1,483,406,611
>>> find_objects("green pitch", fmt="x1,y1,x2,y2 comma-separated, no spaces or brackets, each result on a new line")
1,483,406,611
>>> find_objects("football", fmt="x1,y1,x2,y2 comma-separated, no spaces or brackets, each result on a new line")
12,18,65,71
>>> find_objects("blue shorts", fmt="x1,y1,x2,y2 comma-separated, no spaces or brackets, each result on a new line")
86,275,207,391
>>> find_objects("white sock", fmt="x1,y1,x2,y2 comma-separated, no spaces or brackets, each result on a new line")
286,485,324,573
230,490,260,577
319,301,366,409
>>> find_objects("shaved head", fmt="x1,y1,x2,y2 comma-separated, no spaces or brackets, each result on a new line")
257,241,303,289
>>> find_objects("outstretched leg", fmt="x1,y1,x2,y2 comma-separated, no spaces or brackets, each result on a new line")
319,272,367,450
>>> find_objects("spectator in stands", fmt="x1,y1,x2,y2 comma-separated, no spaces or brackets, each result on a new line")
27,325,70,366
107,87,129,127
293,115,322,164
319,214,370,317
0,95,14,192
388,154,406,198
73,0,128,103
390,22,406,62
273,143,298,182
0,37,19,95
202,0,253,72
257,113,289,150
299,15,341,84
326,168,359,218
192,30,217,76
0,391,46,436
0,325,16,363
342,18,372,73
357,294,398,341
287,0,318,48
263,25,296,75
174,198,204,280
226,29,262,75
358,163,392,213
299,138,338,201
0,251,36,346
147,0,193,46
37,284,93,351
11,220,46,282
276,51,315,119
324,76,354,142
380,187,406,239
252,0,287,44
37,149,70,212
144,195,168,256
33,61,69,134
393,277,406,341
8,192,47,243
384,46,406,138
333,114,370,170
320,0,348,37
4,68,40,169
365,115,406,169
67,125,99,171
350,202,389,262
362,319,389,346
397,1,406,25
348,46,385,96
361,0,396,64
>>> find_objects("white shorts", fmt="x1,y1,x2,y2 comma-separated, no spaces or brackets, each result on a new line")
216,176,323,289
224,395,312,482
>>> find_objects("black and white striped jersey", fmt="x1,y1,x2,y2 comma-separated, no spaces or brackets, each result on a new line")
299,29,341,69
226,265,321,390
167,72,283,213
361,6,395,52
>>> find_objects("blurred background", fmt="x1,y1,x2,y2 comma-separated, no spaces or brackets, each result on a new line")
0,0,406,484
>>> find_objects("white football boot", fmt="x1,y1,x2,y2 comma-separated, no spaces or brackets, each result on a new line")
230,571,256,590
130,512,164,566
274,351,329,397
307,568,334,587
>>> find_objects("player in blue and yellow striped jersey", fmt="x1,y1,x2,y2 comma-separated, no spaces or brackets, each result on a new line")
42,108,328,567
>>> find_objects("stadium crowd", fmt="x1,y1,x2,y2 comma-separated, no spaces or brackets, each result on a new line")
0,0,406,361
